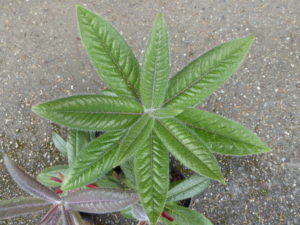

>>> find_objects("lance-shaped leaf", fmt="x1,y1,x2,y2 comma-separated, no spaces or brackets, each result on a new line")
140,13,169,108
177,108,271,155
3,155,61,203
114,114,154,166
135,129,169,225
163,36,255,109
37,165,68,187
64,189,138,213
167,174,210,202
52,132,67,156
32,95,143,131
131,204,148,221
77,5,140,100
62,131,123,190
39,205,60,225
120,157,136,189
66,130,89,164
0,197,51,219
154,119,224,183
167,204,213,225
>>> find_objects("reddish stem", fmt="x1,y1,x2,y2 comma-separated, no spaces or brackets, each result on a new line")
86,184,98,189
50,177,62,183
54,188,63,194
161,211,174,221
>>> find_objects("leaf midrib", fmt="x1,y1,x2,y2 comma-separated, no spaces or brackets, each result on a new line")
163,40,249,106
168,179,207,200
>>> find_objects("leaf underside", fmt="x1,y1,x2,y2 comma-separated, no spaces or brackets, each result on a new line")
64,189,138,213
177,108,271,155
135,128,169,225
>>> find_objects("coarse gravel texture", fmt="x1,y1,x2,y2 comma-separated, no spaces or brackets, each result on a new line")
0,0,299,225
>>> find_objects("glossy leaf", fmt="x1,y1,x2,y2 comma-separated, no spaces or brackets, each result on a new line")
154,119,224,183
0,197,51,219
167,174,210,202
177,108,271,155
3,155,61,202
64,189,138,213
114,114,154,166
62,131,123,190
52,132,67,156
77,5,140,100
66,130,89,164
168,204,213,225
120,157,136,189
164,36,255,109
153,108,183,118
140,13,169,108
135,129,169,225
37,165,68,187
32,95,143,131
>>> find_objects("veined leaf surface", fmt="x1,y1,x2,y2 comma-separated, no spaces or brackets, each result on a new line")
164,36,255,108
167,174,210,202
114,114,154,166
66,130,89,164
140,13,169,108
64,189,138,213
77,5,140,100
62,131,123,190
37,165,68,187
32,95,143,131
52,132,67,156
177,108,271,155
135,129,169,225
0,197,51,219
154,119,224,183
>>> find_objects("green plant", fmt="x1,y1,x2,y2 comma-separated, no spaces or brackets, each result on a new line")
0,155,138,225
32,5,271,225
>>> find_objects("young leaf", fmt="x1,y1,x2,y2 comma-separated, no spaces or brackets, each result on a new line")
114,114,154,166
163,36,255,109
66,130,89,164
77,5,140,100
37,165,68,187
167,174,210,202
154,119,224,183
168,204,213,225
32,95,143,131
135,129,169,225
140,13,169,109
0,197,51,219
177,108,271,155
62,131,123,190
64,189,138,213
3,155,61,203
52,132,67,156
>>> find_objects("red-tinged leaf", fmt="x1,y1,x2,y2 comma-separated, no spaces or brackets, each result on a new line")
161,211,174,222
3,155,61,203
86,184,98,189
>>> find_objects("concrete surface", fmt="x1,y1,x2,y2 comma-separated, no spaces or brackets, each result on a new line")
0,0,299,224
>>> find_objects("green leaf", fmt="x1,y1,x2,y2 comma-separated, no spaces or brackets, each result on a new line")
77,5,140,100
62,131,123,190
66,130,89,164
155,118,224,183
99,88,118,97
37,165,68,187
135,129,169,225
168,204,214,225
32,95,143,131
161,217,176,225
120,207,134,219
120,157,136,189
164,36,255,109
114,114,154,166
140,13,169,108
153,108,184,118
95,175,122,189
167,174,210,202
177,108,271,155
52,132,67,156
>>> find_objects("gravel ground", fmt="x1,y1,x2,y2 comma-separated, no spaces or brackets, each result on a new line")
0,0,299,225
